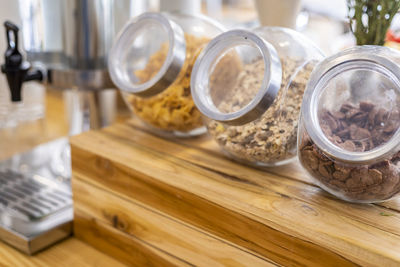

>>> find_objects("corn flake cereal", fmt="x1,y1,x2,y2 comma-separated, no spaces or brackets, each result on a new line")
126,34,210,132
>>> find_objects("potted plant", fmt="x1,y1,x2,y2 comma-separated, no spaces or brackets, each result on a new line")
347,0,400,45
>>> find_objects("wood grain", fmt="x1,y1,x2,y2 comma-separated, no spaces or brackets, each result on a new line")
126,119,400,213
0,237,124,267
136,121,400,214
73,144,356,266
73,177,276,266
71,121,400,266
75,211,182,266
107,122,400,235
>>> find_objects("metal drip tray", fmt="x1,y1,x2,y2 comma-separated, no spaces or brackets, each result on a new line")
0,170,72,234
0,138,73,254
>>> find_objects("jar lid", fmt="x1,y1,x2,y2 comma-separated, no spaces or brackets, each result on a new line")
191,29,282,125
108,12,186,97
302,46,400,163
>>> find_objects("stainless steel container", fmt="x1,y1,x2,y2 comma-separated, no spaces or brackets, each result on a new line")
0,0,146,254
16,0,143,133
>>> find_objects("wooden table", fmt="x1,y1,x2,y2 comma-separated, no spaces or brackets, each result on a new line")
0,91,126,266
70,119,400,266
0,238,124,267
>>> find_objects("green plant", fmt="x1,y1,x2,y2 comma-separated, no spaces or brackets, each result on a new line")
347,0,400,45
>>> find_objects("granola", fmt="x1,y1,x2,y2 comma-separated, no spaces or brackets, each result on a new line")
207,58,316,165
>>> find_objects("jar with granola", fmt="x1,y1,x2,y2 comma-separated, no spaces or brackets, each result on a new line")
191,27,324,166
108,12,224,137
298,46,400,203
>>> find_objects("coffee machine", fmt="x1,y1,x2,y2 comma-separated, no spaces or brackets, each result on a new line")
0,0,145,254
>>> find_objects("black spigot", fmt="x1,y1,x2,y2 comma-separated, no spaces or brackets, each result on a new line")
1,21,43,102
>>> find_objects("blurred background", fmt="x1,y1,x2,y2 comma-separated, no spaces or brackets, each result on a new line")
0,0,353,146
6,0,397,162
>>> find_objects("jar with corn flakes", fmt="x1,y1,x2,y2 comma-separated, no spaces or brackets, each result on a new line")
108,12,225,137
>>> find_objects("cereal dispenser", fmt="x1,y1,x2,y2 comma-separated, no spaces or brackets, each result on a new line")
191,27,324,166
108,12,225,137
298,46,400,203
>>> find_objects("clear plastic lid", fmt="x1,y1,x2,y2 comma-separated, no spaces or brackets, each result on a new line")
191,30,282,125
302,46,400,163
108,12,186,97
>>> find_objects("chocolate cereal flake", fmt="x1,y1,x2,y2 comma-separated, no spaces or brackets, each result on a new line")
299,102,400,202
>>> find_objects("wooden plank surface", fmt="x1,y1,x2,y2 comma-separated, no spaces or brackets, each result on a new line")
70,120,400,267
73,177,276,266
0,237,124,267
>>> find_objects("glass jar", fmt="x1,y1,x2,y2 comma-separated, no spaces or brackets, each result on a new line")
298,46,400,203
191,27,324,166
108,12,224,137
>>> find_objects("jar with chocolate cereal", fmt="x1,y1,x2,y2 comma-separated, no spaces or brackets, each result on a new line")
191,27,324,166
108,12,224,137
298,46,400,203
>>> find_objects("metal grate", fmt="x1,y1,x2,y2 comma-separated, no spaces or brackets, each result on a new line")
0,170,72,222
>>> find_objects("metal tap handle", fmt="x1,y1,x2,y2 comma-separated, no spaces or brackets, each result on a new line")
4,21,22,67
1,21,43,102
